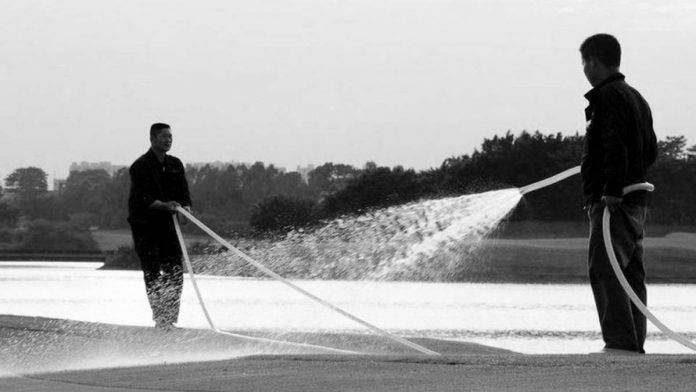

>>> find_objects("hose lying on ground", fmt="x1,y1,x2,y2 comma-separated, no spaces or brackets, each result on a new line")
172,216,360,355
173,210,440,356
602,183,696,352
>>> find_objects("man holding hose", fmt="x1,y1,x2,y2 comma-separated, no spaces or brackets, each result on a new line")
128,123,192,331
580,34,658,354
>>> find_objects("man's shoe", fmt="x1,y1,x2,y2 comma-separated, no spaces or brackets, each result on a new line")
595,347,643,355
155,321,174,332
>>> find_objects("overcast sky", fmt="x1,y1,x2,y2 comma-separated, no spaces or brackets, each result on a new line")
2,0,695,186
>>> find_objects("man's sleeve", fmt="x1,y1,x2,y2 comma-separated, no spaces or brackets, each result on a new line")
645,108,658,167
129,161,157,209
596,90,629,198
179,161,192,208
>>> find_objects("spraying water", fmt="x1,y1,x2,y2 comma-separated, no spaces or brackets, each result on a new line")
175,185,526,356
194,188,523,282
193,167,586,282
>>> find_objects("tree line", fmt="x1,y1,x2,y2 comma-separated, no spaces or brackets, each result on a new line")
1,131,694,249
253,132,696,231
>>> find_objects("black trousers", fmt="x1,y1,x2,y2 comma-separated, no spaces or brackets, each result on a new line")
131,223,184,325
587,202,647,353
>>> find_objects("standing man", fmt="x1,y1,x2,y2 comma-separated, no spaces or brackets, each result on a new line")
580,34,658,354
128,123,192,331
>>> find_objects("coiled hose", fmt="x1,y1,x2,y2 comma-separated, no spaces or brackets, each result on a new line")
603,183,696,351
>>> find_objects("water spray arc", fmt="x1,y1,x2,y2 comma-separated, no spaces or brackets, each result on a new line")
520,165,696,352
173,209,441,356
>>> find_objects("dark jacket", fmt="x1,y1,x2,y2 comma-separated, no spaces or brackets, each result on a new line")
128,149,192,229
581,73,658,205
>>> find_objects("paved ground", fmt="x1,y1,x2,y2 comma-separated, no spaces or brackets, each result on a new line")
5,354,696,392
2,315,696,391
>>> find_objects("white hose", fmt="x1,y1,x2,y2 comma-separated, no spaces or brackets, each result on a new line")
517,167,695,351
173,209,440,356
602,183,696,351
172,215,360,355
519,165,581,195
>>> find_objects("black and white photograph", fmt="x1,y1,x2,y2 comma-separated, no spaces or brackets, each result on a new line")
1,0,695,390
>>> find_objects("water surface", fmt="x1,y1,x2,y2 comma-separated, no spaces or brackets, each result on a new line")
1,262,694,354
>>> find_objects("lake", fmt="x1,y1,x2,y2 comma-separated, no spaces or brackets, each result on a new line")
1,262,694,354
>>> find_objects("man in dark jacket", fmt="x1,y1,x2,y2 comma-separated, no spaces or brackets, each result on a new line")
580,34,658,354
128,123,192,331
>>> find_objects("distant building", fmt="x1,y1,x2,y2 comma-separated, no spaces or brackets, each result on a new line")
296,164,316,183
69,161,126,177
53,178,67,193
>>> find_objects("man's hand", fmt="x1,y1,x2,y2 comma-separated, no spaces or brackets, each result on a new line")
179,206,192,225
166,201,182,213
601,195,623,213
150,200,181,213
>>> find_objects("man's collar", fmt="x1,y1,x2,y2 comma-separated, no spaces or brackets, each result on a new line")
146,148,166,164
584,72,625,101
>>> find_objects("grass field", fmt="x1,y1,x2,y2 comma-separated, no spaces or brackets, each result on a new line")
465,232,696,283
472,221,696,283
496,220,696,239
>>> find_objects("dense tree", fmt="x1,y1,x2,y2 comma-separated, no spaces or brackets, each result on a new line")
4,130,695,239
20,194,65,221
658,135,688,161
321,164,430,217
188,164,230,212
247,131,696,230
185,164,246,234
308,163,359,196
688,144,696,160
436,131,583,191
273,172,311,199
240,162,288,204
0,203,18,227
184,162,312,234
96,168,130,228
216,165,244,204
650,138,696,224
4,167,48,198
14,219,99,252
62,169,111,215
249,195,316,233
3,167,61,221
363,161,378,171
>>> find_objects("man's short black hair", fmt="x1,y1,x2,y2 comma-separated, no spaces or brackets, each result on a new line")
580,34,621,68
150,122,171,138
